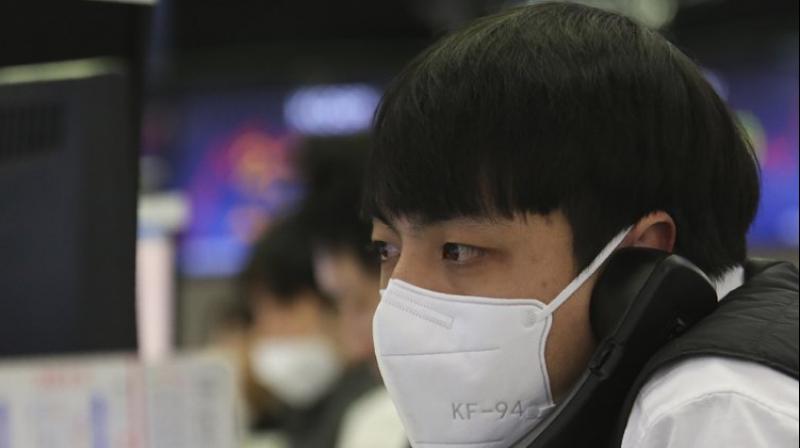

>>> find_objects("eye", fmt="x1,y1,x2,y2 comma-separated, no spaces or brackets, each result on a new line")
370,240,400,263
442,243,485,264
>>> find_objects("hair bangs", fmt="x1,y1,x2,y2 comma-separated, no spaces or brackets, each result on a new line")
363,21,575,225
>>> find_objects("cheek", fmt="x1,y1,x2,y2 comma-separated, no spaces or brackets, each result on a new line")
451,255,569,300
508,248,576,300
543,276,598,400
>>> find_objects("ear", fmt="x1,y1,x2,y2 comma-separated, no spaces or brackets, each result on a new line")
628,211,676,252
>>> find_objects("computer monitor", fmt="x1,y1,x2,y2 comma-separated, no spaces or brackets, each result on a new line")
0,60,138,357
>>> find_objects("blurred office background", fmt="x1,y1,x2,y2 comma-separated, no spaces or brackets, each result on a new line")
0,0,797,446
131,0,800,349
2,0,796,369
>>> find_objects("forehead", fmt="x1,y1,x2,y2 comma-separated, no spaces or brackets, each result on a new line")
374,214,514,232
373,213,564,239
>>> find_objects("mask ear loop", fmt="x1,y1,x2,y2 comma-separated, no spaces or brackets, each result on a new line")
535,226,632,321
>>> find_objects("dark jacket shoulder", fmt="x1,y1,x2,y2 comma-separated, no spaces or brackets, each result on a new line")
612,259,799,446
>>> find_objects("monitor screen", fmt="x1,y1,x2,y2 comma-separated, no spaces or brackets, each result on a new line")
712,65,799,248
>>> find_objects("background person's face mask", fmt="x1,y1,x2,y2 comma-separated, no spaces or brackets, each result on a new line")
250,336,342,409
372,228,630,448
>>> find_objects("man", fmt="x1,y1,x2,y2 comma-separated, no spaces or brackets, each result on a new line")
295,135,407,448
240,213,377,448
363,2,799,447
296,135,383,366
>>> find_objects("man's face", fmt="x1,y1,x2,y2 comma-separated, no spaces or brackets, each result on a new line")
371,210,599,400
249,288,335,340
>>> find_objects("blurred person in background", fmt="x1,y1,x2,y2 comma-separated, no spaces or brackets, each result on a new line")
296,135,379,366
364,3,798,448
295,135,407,448
205,300,282,444
240,212,376,448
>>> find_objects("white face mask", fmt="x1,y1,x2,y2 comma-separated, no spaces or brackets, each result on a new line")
250,336,342,409
372,228,630,447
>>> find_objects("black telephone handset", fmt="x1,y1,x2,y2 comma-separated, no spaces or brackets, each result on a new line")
512,247,718,447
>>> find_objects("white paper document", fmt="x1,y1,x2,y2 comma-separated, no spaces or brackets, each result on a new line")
0,353,237,448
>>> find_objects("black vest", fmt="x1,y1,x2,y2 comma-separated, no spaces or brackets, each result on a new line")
609,258,800,446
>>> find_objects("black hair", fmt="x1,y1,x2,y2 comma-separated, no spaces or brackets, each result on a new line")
240,212,333,307
363,2,760,278
296,134,379,274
